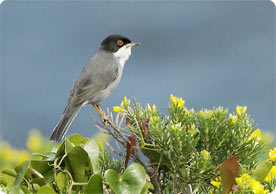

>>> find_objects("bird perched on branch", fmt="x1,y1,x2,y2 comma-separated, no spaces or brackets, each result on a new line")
50,34,141,142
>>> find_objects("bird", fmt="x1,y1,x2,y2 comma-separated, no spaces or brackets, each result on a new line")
50,34,141,142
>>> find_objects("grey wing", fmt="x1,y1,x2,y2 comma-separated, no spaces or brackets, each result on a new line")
68,53,118,105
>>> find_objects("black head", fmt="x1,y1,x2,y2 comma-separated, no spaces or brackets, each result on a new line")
100,34,131,52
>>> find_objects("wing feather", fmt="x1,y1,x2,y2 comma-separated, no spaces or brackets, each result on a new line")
67,52,118,105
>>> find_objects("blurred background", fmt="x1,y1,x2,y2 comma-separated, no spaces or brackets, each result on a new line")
1,0,275,150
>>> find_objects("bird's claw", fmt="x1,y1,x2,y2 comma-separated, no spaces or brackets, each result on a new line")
100,114,110,123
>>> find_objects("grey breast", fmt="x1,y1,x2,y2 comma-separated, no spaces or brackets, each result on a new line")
69,50,119,106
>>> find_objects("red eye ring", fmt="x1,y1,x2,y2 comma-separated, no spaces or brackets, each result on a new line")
117,40,124,46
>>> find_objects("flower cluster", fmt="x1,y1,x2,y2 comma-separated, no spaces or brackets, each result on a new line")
235,173,270,194
170,94,185,108
228,105,247,125
26,130,42,152
0,141,31,166
113,96,129,116
269,148,276,162
236,106,247,116
210,177,221,188
249,129,262,142
0,130,54,170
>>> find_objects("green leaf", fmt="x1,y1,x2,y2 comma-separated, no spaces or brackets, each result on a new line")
104,169,120,193
84,139,100,174
55,138,74,159
14,160,31,187
56,172,69,191
69,134,83,146
5,186,24,194
20,186,31,194
30,160,53,174
31,178,46,186
32,152,56,160
0,176,8,186
65,138,74,153
2,169,17,177
43,169,55,183
105,163,146,194
140,181,150,194
84,174,103,194
55,141,65,159
82,138,90,144
219,156,239,194
67,146,89,182
253,160,272,182
37,185,56,194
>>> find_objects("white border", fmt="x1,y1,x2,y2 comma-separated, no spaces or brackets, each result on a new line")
271,188,276,194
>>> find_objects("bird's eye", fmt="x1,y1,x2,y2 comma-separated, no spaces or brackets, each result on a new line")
117,40,124,46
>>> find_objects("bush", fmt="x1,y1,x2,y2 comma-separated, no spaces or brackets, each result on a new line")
0,95,275,194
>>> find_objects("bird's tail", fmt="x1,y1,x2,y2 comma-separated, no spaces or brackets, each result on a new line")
50,104,82,142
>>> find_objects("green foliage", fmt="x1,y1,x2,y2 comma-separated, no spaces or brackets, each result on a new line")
120,95,271,193
85,174,103,194
37,185,56,194
0,134,148,194
14,160,30,187
104,163,146,194
252,161,273,182
1,96,275,194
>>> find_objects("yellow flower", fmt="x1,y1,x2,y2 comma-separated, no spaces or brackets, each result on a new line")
113,106,120,112
201,150,210,160
113,105,126,116
0,143,13,162
269,148,276,162
17,150,31,163
249,179,268,194
264,172,271,182
123,96,130,108
253,186,269,194
170,94,186,108
229,114,237,124
26,131,42,152
271,166,276,177
236,173,251,186
147,104,157,113
210,179,221,188
249,179,269,194
249,129,262,141
249,179,260,190
170,94,177,106
236,106,247,116
177,98,185,107
152,104,156,112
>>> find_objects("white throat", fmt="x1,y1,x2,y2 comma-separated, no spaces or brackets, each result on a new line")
113,46,132,68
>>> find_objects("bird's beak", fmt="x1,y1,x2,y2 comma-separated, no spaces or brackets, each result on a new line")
126,42,141,48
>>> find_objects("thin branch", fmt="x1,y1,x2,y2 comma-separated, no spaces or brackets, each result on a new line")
104,140,125,158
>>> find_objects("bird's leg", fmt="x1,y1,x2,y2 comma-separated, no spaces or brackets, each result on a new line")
93,104,108,122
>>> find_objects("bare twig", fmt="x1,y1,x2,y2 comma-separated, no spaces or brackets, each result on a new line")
104,140,125,158
90,102,161,194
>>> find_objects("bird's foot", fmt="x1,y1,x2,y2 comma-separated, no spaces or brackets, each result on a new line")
93,104,110,123
101,114,110,123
